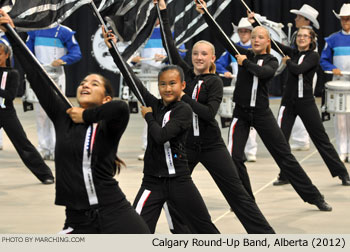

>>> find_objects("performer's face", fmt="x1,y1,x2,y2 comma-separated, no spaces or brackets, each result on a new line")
192,42,215,74
0,47,9,67
251,27,270,55
341,16,350,33
158,69,185,106
238,28,251,44
77,74,112,108
295,15,310,28
296,28,312,51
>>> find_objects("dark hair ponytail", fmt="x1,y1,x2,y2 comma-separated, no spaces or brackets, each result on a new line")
114,156,126,175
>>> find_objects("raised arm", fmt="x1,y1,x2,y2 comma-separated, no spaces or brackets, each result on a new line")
195,0,249,56
103,27,158,107
155,0,191,72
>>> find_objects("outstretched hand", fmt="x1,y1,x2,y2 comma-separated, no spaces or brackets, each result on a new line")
102,27,117,49
0,9,15,32
66,107,85,123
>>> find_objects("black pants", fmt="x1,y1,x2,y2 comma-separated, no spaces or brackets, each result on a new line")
167,142,275,234
277,99,349,180
133,175,219,234
229,105,324,204
0,110,53,182
62,199,150,234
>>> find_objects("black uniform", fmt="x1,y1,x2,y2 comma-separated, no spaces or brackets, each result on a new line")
7,31,149,234
0,67,53,183
109,48,219,234
204,13,327,207
272,41,350,181
158,9,274,234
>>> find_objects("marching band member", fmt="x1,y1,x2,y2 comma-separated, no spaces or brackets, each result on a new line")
0,10,150,234
196,0,332,212
320,3,350,163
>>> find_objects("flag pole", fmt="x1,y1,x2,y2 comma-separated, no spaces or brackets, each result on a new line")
89,1,146,106
197,0,240,55
156,3,172,64
239,0,286,57
3,23,73,107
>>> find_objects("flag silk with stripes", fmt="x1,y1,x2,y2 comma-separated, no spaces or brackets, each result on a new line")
167,0,231,46
2,0,91,31
116,0,232,61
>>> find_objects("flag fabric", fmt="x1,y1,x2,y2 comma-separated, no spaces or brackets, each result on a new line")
0,0,13,12
98,0,137,16
168,0,231,46
3,0,92,31
107,0,232,61
104,0,154,42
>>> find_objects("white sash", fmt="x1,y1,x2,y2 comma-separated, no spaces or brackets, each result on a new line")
277,106,286,127
162,110,175,175
191,80,203,136
298,54,306,98
250,59,263,107
227,117,238,155
0,71,8,108
82,123,99,206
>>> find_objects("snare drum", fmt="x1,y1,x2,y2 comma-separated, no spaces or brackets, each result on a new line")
325,81,350,113
91,27,129,73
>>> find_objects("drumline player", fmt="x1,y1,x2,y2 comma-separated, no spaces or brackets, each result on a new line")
320,3,350,163
195,0,332,212
26,25,82,161
216,17,259,163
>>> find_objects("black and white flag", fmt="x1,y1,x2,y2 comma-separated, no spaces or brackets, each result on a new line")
168,0,231,46
0,0,136,31
115,0,232,61
2,0,91,31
